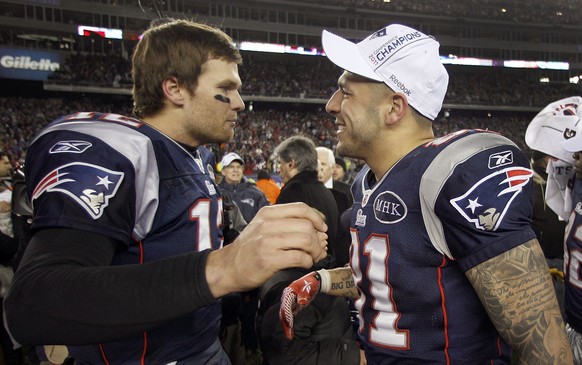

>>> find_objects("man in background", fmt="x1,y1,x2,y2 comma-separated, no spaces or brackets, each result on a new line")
333,156,354,185
256,135,360,365
530,150,567,316
220,152,269,223
525,96,582,364
316,146,352,214
219,152,270,362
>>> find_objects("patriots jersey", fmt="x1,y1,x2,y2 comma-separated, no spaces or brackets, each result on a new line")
25,112,224,364
349,130,535,364
564,179,582,335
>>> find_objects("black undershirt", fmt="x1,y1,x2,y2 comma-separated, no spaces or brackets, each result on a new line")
4,228,217,345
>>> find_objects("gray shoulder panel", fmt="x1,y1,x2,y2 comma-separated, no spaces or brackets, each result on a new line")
419,132,517,258
37,121,159,241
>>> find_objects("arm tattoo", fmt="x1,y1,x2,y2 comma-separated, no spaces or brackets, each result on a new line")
466,239,572,364
328,267,359,298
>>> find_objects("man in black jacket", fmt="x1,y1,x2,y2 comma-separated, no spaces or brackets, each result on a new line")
276,137,340,262
256,135,360,365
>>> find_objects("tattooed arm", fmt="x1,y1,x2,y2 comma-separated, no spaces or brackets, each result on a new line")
324,267,360,299
466,239,573,364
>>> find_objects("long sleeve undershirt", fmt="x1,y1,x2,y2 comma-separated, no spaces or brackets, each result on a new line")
4,228,217,345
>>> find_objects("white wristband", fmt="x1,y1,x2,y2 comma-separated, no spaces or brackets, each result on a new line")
317,269,331,293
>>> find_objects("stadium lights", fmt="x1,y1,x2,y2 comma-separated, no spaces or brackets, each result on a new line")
77,25,122,40
238,41,323,56
236,41,570,70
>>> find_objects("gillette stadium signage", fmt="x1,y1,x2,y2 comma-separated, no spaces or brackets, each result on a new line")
0,47,63,81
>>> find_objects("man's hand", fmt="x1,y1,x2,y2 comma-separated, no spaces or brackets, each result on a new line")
279,271,322,340
206,203,328,298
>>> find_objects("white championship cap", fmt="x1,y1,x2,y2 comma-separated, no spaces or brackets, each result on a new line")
220,152,244,167
322,24,449,120
525,96,582,162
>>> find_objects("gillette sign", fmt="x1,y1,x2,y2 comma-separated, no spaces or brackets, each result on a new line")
0,47,64,80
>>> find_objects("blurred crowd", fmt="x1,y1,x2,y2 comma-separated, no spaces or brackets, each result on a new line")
24,0,577,26
44,52,581,108
1,95,534,178
3,48,579,175
299,0,580,25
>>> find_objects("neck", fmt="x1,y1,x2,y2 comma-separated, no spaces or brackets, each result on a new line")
323,176,333,188
143,111,201,148
367,123,434,180
284,168,299,183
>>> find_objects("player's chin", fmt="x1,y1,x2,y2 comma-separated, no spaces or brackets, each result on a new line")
336,141,349,155
211,131,234,144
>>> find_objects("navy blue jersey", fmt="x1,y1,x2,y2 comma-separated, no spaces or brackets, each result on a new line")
25,112,224,364
564,179,582,335
349,130,536,364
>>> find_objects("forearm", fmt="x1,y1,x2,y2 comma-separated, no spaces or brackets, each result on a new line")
5,229,216,345
466,239,573,364
320,267,359,299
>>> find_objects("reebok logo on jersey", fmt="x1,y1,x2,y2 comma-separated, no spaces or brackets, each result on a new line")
32,162,124,219
488,150,513,169
450,167,532,231
373,191,407,224
49,141,92,154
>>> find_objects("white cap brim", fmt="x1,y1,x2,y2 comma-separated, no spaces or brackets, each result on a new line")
322,30,382,82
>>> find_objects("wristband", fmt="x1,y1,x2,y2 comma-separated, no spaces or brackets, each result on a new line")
317,269,331,293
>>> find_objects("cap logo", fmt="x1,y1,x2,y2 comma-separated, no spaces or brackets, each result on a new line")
371,31,425,66
389,75,411,96
369,28,387,40
564,128,577,139
552,103,578,116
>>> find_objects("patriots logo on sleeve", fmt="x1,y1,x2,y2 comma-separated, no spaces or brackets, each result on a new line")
450,167,533,231
31,162,124,219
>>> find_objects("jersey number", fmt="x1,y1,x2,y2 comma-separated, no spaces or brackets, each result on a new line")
351,231,409,349
189,198,223,251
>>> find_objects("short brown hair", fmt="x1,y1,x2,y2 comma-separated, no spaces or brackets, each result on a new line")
132,19,242,117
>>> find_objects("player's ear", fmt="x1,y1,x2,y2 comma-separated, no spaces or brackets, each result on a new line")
384,93,407,125
162,76,185,106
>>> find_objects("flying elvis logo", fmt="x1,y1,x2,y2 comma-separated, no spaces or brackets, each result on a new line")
450,167,532,231
32,162,124,219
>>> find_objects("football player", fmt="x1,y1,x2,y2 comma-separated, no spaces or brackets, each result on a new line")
524,96,582,364
280,24,572,364
4,19,327,364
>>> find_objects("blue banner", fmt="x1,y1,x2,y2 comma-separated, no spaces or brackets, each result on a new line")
0,47,64,81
